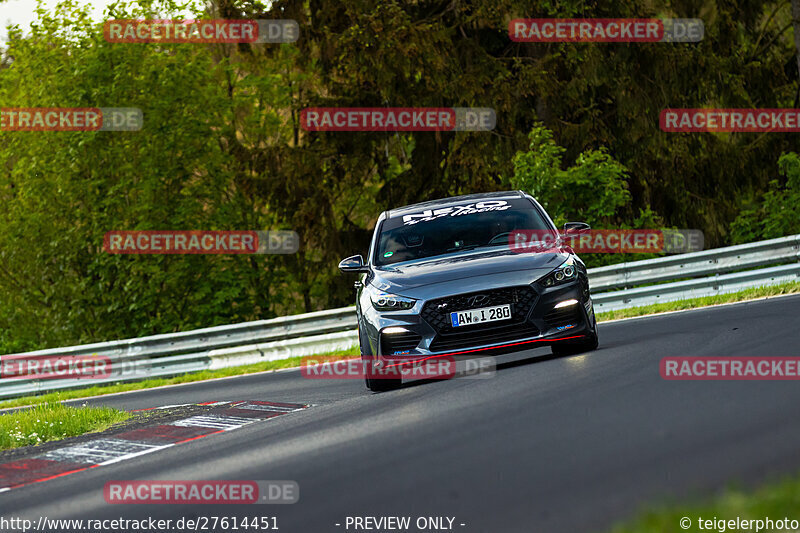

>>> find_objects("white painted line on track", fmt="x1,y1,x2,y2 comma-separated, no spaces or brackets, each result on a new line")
99,444,175,466
235,402,303,412
170,415,255,430
41,439,164,465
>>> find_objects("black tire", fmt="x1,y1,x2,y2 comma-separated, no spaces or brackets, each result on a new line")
360,336,402,391
365,374,402,392
551,320,599,356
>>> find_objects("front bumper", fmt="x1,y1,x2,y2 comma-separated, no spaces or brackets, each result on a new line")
358,278,594,367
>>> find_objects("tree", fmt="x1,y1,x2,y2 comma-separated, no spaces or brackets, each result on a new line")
3,0,800,352
730,152,800,243
509,123,661,266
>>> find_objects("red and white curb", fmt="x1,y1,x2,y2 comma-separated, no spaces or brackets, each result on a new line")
0,400,307,492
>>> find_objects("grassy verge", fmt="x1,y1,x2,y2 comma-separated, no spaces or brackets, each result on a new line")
610,474,800,533
3,282,799,410
596,281,800,322
0,347,359,409
0,402,130,450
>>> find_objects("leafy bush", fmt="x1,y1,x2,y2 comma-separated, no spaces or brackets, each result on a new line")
731,153,800,244
509,124,661,267
510,123,632,228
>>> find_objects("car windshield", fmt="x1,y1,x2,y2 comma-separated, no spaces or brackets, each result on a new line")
374,198,551,266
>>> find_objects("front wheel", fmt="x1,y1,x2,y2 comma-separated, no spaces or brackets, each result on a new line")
361,350,402,392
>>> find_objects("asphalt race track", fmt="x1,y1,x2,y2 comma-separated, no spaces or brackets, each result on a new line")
3,295,800,533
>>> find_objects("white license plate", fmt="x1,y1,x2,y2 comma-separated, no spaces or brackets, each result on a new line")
450,304,512,327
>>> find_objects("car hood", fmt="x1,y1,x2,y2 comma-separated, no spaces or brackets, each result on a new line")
370,249,568,298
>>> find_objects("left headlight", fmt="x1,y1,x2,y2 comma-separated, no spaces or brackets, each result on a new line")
540,257,578,288
369,288,417,311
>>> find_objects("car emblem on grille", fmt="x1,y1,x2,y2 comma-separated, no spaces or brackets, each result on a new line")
467,294,490,308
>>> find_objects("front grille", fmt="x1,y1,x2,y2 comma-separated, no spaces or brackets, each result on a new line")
544,306,582,329
381,331,422,355
421,286,539,352
429,323,540,352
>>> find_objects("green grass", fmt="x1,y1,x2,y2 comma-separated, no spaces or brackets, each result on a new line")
610,474,800,533
596,281,800,322
0,347,359,409
3,282,799,410
0,402,130,450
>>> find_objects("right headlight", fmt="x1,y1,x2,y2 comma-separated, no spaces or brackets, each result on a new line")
368,287,417,311
540,257,577,288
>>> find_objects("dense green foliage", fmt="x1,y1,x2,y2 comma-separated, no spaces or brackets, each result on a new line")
1,0,799,353
509,123,662,265
511,124,634,228
731,152,800,242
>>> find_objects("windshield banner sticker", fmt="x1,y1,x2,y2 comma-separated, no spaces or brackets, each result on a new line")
401,200,512,225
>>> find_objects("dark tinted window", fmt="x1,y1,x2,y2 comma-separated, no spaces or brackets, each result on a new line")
375,198,551,266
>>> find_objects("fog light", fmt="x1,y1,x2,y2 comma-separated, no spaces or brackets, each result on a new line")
554,299,579,309
383,326,410,335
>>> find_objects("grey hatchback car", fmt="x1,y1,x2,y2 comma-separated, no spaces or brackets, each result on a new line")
338,191,599,391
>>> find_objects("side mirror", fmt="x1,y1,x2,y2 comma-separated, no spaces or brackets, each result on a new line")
338,254,369,273
563,222,591,234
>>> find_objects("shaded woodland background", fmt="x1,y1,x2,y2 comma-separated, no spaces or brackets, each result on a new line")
1,0,799,353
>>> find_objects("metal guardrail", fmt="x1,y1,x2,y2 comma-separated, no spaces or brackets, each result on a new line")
1,235,798,400
588,234,800,292
591,262,800,312
0,308,358,400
